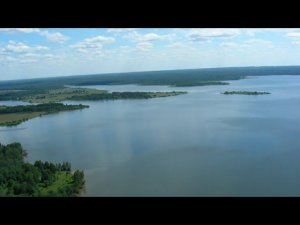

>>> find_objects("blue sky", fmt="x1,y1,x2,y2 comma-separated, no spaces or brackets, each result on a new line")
1,28,300,81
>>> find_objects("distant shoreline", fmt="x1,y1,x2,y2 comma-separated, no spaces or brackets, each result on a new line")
222,90,271,95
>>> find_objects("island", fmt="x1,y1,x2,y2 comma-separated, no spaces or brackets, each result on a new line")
222,91,271,95
0,103,89,126
0,142,85,197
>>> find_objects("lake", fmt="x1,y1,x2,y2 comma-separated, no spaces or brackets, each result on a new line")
1,75,300,196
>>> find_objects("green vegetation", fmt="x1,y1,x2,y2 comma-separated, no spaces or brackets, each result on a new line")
1,66,300,90
0,87,104,103
0,112,43,126
21,88,106,103
0,103,89,127
68,91,187,101
0,89,186,126
0,103,89,114
0,87,187,103
222,91,271,95
0,142,85,196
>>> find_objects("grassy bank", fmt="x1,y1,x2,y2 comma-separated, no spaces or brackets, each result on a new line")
0,103,89,127
0,142,85,197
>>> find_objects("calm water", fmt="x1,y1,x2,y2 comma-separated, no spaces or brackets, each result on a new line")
1,75,300,196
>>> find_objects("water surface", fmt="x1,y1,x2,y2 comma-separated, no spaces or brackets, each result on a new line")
0,75,300,196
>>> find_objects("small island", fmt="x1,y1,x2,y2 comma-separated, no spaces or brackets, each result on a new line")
0,103,89,127
0,142,85,197
222,91,271,95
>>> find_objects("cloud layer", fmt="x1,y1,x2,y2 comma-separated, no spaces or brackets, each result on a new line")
1,28,300,80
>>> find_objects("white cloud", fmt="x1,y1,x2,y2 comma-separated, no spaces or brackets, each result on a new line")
85,36,115,44
286,32,300,46
0,47,6,55
123,31,173,42
287,32,300,38
220,39,274,50
243,28,300,37
5,56,18,62
136,42,153,51
187,29,240,41
244,39,273,46
0,28,40,33
4,41,49,53
219,42,239,47
291,41,300,46
39,31,69,43
118,45,132,54
0,28,69,43
107,28,136,33
165,42,197,51
70,35,115,53
3,51,63,64
22,53,61,61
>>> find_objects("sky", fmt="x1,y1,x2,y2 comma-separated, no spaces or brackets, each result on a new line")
1,28,300,81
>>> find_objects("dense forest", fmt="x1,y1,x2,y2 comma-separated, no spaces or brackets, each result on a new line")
1,66,300,90
0,103,89,114
0,142,85,196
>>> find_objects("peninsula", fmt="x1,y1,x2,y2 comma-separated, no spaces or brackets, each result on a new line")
0,103,89,126
0,87,187,104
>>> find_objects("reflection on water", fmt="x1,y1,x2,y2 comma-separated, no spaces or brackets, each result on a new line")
1,75,300,196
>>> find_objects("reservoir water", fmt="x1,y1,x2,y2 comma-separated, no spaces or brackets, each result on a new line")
1,75,300,196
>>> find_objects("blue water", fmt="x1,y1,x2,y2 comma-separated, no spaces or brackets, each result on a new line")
0,75,300,196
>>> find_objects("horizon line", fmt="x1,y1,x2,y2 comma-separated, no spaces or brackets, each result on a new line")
1,64,300,83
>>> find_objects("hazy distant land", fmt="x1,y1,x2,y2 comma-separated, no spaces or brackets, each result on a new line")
1,65,299,127
1,66,300,90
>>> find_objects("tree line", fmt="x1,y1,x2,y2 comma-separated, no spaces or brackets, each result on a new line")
0,103,89,114
0,142,85,197
68,91,183,100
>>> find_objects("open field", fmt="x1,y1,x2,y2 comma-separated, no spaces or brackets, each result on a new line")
0,103,89,126
0,112,44,126
38,172,73,196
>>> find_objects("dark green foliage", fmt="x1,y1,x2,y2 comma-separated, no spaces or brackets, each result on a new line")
0,119,30,127
0,89,47,101
69,91,186,101
61,162,71,172
223,91,270,95
0,142,85,196
0,103,89,114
